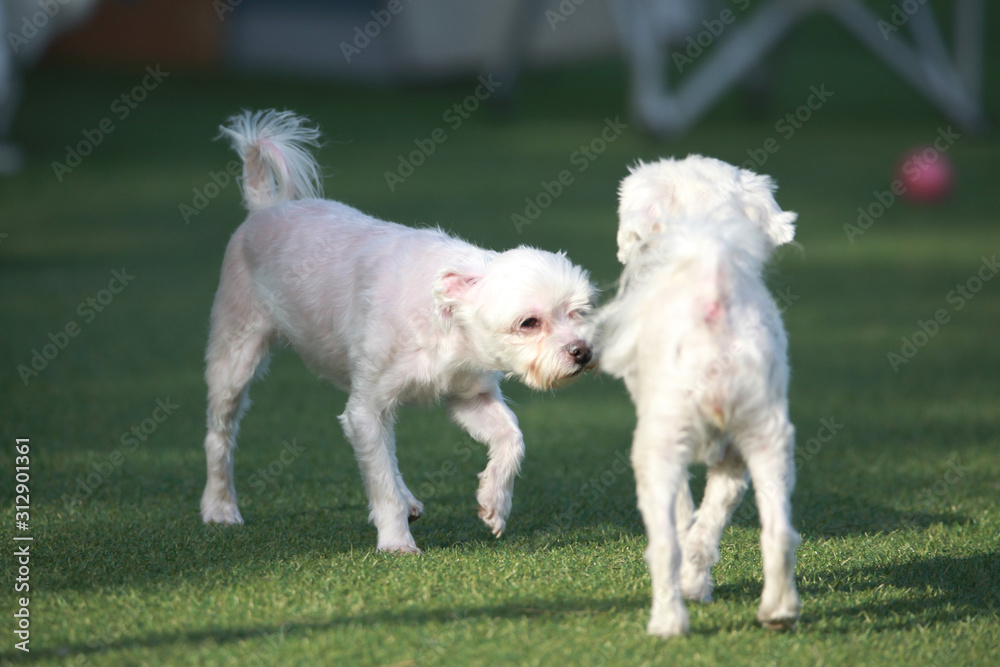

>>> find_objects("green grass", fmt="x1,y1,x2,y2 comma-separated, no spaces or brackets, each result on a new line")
2,14,1000,665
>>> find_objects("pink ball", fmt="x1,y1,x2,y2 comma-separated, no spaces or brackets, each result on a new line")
896,147,955,204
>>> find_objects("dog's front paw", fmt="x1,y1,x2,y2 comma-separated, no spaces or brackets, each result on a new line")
680,530,718,602
377,544,423,555
757,591,800,631
201,488,244,525
759,616,798,632
476,478,512,537
477,504,507,537
680,561,714,603
376,528,422,554
647,604,690,638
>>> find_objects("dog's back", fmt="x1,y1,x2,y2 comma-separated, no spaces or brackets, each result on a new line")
601,217,787,446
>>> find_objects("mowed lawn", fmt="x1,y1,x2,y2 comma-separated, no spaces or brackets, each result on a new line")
2,18,999,666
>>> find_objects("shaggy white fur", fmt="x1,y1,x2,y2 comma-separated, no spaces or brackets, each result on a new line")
615,154,797,265
600,155,801,636
200,110,596,553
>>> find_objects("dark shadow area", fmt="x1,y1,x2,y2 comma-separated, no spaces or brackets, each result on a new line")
12,550,996,662
741,490,972,538
4,595,645,663
712,551,998,634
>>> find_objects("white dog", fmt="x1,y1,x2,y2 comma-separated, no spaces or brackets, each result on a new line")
599,156,800,636
200,110,596,553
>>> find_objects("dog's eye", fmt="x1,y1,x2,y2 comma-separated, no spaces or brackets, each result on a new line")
519,317,540,331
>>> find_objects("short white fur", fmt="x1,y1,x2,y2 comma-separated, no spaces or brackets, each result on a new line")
200,110,596,553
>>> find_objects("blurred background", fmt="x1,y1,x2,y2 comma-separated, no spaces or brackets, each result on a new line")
0,0,995,264
1,2,999,661
2,0,998,452
1,0,997,356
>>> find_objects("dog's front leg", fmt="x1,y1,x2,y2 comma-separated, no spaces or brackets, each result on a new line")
340,397,420,554
448,390,524,537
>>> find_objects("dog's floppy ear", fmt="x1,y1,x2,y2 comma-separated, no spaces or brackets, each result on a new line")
737,169,797,249
433,269,480,330
617,164,672,264
617,202,667,264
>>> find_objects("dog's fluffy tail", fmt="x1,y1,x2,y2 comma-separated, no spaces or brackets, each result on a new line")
218,110,324,212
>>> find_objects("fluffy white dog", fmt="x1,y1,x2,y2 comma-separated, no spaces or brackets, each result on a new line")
599,156,800,636
200,110,596,553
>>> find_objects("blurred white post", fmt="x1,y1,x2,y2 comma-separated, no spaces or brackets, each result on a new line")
0,1,23,174
610,0,988,138
0,0,101,175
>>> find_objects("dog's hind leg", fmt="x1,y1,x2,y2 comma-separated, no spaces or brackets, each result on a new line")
632,415,690,637
200,254,274,525
743,419,800,630
681,448,749,602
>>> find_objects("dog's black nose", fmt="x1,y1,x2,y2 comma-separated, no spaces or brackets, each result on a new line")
565,339,593,366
